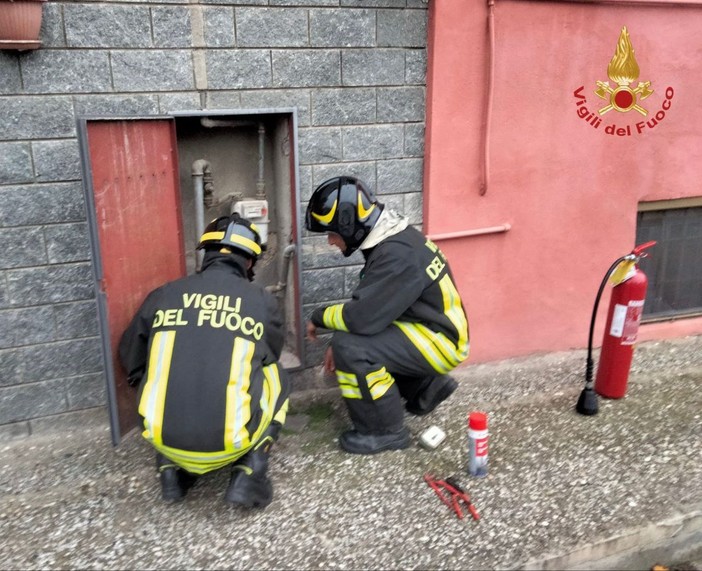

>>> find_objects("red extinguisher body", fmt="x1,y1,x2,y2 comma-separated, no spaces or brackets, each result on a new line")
594,266,649,399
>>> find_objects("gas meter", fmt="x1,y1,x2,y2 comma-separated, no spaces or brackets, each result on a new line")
231,199,269,246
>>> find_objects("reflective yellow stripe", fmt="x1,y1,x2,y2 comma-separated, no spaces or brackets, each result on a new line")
394,321,453,374
337,369,362,399
366,367,394,400
439,274,470,361
138,330,176,445
267,364,282,405
322,306,335,329
357,195,376,220
369,380,392,399
224,337,254,452
228,234,262,255
253,366,272,444
340,386,362,399
153,442,251,475
337,370,358,385
251,363,282,444
253,368,287,444
322,304,348,332
334,305,348,330
273,398,289,425
366,367,387,384
413,322,462,368
200,231,225,242
312,199,337,225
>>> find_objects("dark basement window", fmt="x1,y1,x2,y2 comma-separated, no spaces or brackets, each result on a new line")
636,200,702,320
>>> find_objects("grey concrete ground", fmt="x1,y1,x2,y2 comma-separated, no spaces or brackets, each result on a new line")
1,336,701,570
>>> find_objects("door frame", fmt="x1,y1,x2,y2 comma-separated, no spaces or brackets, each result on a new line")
77,109,304,446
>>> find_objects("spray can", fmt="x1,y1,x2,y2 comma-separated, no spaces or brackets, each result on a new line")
467,411,488,477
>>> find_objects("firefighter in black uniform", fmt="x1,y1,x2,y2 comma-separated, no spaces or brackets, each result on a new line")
119,215,289,508
305,176,470,454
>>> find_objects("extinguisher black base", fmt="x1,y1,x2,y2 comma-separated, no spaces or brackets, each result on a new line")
576,386,599,416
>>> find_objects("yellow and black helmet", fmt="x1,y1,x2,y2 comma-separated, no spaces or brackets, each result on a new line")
197,214,263,260
305,176,383,257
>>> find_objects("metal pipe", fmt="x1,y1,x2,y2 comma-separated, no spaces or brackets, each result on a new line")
480,0,496,196
200,117,256,129
265,244,296,295
256,122,266,198
428,223,511,242
191,159,211,269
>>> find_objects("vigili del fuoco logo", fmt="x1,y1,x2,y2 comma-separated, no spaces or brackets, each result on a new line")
573,27,674,136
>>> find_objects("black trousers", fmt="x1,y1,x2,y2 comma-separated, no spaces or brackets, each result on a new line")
330,325,442,434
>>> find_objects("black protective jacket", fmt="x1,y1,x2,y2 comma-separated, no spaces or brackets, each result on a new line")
311,225,469,351
119,253,286,454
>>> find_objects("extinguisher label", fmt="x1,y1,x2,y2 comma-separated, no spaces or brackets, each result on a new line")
622,300,645,345
609,301,645,344
609,304,628,338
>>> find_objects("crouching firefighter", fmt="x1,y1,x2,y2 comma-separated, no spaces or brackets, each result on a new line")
305,176,470,454
119,214,290,508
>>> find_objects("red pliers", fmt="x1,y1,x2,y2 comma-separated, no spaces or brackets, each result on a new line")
424,474,480,521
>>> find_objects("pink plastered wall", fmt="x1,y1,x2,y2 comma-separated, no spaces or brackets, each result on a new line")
424,0,702,364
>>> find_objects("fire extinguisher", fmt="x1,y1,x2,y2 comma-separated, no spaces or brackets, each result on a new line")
576,241,656,416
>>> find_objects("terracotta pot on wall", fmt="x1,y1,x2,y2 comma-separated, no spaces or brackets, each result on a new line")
0,0,46,51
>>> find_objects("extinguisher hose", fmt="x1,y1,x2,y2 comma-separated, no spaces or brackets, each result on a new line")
585,255,630,388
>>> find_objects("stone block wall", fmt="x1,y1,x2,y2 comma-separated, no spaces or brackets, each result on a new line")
0,0,428,437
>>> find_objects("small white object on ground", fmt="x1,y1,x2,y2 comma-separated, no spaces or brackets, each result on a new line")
419,425,446,449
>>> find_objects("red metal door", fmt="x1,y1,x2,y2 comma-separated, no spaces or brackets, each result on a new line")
83,119,185,444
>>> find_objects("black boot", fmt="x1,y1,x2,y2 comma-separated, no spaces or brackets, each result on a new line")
339,388,409,454
339,427,410,454
405,375,457,416
224,422,281,509
156,454,196,503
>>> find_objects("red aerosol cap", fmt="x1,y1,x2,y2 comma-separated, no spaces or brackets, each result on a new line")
468,412,488,430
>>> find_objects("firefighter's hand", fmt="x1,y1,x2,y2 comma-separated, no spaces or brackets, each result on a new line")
323,346,335,374
306,320,318,341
